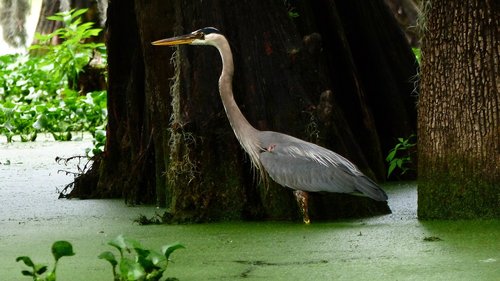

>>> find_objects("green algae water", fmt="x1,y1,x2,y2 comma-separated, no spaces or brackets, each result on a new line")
1,140,499,280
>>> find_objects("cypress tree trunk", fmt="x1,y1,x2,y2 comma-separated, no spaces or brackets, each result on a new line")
0,0,30,47
418,0,500,219
72,0,417,222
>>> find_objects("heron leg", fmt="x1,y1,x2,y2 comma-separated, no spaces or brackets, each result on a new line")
294,190,310,224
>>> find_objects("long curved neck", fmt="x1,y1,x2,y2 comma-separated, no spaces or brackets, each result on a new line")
211,35,262,169
213,37,257,137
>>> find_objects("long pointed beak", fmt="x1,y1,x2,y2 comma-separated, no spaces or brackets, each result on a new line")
151,33,198,46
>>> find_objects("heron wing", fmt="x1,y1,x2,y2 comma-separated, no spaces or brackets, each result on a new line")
258,131,387,201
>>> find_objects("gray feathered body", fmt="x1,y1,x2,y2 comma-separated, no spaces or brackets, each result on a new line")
257,131,388,201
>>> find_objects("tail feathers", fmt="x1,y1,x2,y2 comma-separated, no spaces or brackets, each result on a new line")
354,176,388,201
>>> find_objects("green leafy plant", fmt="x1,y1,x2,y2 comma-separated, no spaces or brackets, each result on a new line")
0,100,37,142
15,236,183,280
0,8,107,147
86,127,106,157
386,134,416,178
32,89,107,142
0,55,107,144
99,235,184,281
29,8,106,89
284,0,300,19
16,241,75,281
412,47,421,64
0,54,60,102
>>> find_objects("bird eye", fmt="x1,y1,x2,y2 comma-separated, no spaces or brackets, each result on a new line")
192,31,205,40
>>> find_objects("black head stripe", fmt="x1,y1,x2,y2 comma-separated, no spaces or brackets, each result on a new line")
198,27,221,35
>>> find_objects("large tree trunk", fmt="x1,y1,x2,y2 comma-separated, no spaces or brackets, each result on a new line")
72,0,417,222
418,0,500,219
0,0,30,47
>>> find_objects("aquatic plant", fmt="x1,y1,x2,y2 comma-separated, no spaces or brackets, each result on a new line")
99,235,184,281
0,8,107,156
16,240,75,281
29,8,106,89
15,236,183,280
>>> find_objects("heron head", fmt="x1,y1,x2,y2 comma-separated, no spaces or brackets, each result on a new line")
152,27,221,47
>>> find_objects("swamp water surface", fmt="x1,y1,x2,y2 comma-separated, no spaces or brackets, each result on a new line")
0,136,498,280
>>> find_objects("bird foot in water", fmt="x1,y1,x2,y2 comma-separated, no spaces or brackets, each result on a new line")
294,190,310,224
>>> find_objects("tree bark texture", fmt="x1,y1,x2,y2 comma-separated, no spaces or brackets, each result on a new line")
0,0,30,47
418,0,500,219
73,0,417,222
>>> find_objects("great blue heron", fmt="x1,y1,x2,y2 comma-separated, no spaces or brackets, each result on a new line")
152,27,388,224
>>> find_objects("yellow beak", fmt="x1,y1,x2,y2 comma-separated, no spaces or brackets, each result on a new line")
151,33,199,46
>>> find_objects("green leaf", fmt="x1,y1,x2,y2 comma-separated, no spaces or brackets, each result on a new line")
406,142,416,148
20,270,34,276
109,235,143,255
120,258,146,280
387,161,397,177
108,234,127,255
46,271,56,281
33,114,48,130
393,142,402,150
47,15,64,21
35,264,48,275
71,8,89,19
78,22,95,31
16,256,35,267
162,243,185,260
148,250,166,266
51,240,75,261
385,149,397,162
98,251,118,267
412,48,421,64
134,247,150,259
137,255,156,273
